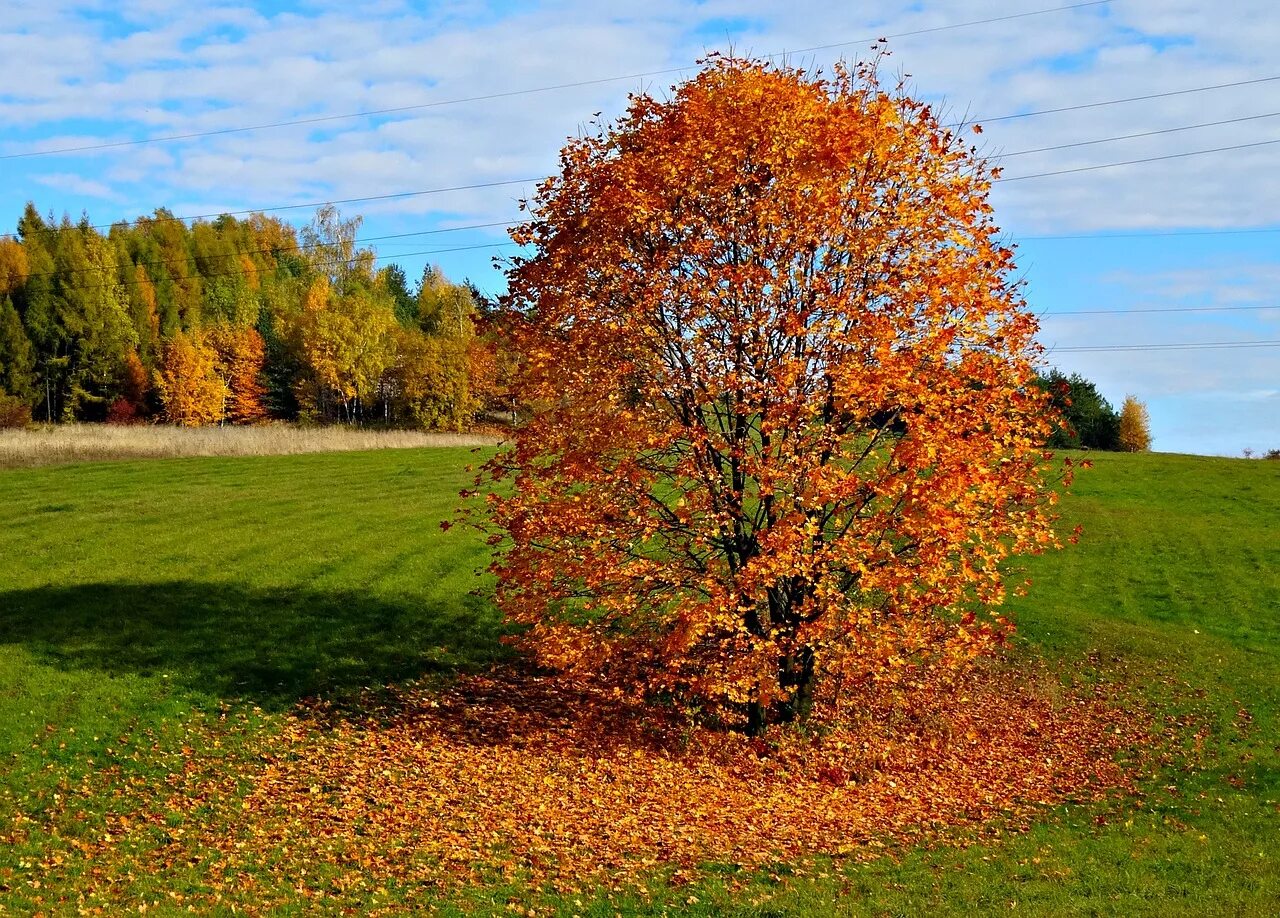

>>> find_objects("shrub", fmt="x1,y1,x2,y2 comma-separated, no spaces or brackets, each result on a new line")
0,393,31,429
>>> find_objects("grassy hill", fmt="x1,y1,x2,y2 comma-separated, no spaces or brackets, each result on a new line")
0,448,1276,914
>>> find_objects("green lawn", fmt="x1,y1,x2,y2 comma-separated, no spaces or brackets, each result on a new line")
1,449,1277,914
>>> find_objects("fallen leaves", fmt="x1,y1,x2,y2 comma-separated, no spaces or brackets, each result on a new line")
16,656,1159,912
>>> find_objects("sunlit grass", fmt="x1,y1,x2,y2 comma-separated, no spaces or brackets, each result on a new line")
0,448,1276,914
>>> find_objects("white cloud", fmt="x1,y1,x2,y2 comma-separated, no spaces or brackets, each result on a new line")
5,0,1279,233
3,0,1279,454
33,172,123,201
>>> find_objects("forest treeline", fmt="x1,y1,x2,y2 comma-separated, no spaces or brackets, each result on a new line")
0,202,513,428
0,200,1136,448
1033,369,1131,451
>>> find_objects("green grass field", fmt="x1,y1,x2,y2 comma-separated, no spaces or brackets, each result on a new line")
1,448,1277,915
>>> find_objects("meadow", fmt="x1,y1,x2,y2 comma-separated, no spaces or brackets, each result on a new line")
0,447,1277,914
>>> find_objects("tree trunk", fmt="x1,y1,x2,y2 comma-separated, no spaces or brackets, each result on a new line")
780,648,817,724
744,648,816,735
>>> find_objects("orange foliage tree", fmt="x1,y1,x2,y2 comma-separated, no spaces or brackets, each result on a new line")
209,326,268,424
480,57,1062,733
155,332,227,426
107,351,152,423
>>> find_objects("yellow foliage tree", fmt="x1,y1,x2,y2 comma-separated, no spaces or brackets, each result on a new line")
388,326,476,429
1118,396,1152,452
155,332,227,426
0,238,28,297
290,276,397,421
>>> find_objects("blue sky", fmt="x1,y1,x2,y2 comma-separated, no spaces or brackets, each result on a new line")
3,0,1278,455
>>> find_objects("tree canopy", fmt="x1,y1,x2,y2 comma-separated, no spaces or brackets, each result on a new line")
479,56,1063,733
1118,395,1153,452
0,204,499,429
1034,369,1121,450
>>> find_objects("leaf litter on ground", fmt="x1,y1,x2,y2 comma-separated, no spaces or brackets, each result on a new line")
10,656,1167,914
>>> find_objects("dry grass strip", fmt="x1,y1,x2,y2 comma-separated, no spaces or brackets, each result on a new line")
0,423,499,468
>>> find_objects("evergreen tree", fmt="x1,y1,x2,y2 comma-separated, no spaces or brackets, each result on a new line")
0,296,37,403
55,221,137,419
1034,369,1121,450
380,264,417,326
16,209,67,421
463,279,497,315
257,284,301,419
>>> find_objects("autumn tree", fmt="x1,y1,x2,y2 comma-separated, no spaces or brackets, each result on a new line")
471,307,525,424
301,205,374,294
192,221,259,327
416,266,477,338
1117,395,1152,452
0,238,28,298
284,275,397,421
209,325,268,424
480,57,1061,733
155,332,227,426
134,209,202,332
125,262,162,365
106,350,151,423
388,326,476,429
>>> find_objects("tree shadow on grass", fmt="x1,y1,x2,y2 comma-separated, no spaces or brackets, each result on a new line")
0,581,511,709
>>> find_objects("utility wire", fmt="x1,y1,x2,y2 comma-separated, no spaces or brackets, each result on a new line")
19,104,1280,242
20,236,1280,353
1020,226,1280,240
997,137,1280,181
993,110,1280,158
26,241,519,295
968,74,1280,126
20,124,1280,242
1053,340,1280,352
4,180,537,239
1045,303,1280,316
18,220,521,281
15,204,1280,248
45,243,1280,354
0,1,1112,161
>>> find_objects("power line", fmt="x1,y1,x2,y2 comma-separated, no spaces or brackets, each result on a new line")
38,239,1280,354
1052,340,1280,352
18,219,521,281
1019,226,1280,240
1045,303,1280,316
16,228,1280,355
994,110,1280,158
5,179,538,239
998,137,1280,182
767,0,1113,56
31,240,519,295
11,113,1280,248
23,125,1280,242
0,1,1112,162
970,74,1280,127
